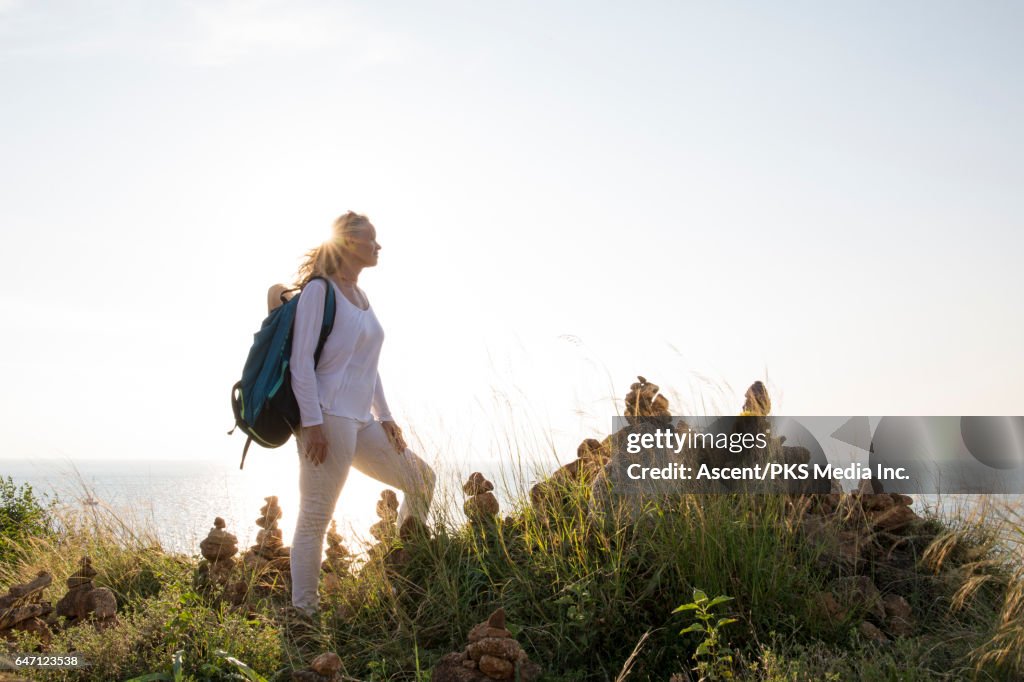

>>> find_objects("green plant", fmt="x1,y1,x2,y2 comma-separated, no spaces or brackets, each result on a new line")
123,649,184,682
0,476,56,566
215,649,270,682
124,648,269,682
367,657,389,681
673,588,738,681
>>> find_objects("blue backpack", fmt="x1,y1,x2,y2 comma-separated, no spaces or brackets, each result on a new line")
229,276,336,469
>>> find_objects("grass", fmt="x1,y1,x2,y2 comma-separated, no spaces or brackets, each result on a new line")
1,463,1023,681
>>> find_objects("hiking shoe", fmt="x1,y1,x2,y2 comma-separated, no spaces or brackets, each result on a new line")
280,605,329,656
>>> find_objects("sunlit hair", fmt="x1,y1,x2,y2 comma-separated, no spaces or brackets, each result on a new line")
295,211,372,288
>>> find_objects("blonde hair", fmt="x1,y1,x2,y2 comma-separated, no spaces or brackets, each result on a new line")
295,211,372,287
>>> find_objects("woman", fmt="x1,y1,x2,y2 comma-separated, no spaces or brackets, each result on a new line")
288,211,435,619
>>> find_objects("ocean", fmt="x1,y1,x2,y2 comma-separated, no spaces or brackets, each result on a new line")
2,455,534,557
4,457,1020,559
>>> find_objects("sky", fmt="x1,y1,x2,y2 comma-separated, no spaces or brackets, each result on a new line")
2,1,1023,474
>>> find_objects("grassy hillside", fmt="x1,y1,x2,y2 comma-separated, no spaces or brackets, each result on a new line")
1,467,1022,681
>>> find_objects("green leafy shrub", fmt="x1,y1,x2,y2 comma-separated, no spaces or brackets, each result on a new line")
0,475,57,566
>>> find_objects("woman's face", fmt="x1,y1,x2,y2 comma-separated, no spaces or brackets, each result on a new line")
343,223,381,268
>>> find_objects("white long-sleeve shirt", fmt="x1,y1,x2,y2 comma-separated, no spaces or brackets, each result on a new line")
289,278,393,427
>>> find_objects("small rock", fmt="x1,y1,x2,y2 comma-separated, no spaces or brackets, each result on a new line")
868,504,920,532
310,651,342,676
883,594,914,637
467,623,513,643
577,439,605,460
467,637,522,662
67,557,98,589
859,620,889,644
463,472,494,496
478,654,514,679
464,492,500,521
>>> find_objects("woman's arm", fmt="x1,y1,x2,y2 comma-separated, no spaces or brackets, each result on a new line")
371,372,394,423
373,374,407,454
290,278,327,428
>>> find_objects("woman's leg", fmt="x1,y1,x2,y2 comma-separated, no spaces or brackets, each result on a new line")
290,415,359,615
351,420,436,525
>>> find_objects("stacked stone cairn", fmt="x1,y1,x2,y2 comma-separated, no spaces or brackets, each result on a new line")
242,496,291,584
624,376,673,427
463,473,499,526
367,490,400,564
432,608,540,681
55,557,118,631
583,376,692,515
321,520,353,593
291,651,345,682
523,373,926,641
530,438,609,514
528,377,677,521
196,517,239,591
0,571,55,647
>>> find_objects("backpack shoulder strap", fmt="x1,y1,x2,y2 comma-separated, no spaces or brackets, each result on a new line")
308,276,336,367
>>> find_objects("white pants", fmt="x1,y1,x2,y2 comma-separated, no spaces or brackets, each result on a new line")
290,415,436,615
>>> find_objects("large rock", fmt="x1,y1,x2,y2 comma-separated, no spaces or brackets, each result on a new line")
0,572,54,648
829,576,885,622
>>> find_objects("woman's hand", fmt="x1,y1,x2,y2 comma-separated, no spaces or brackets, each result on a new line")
301,424,328,466
381,420,407,455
